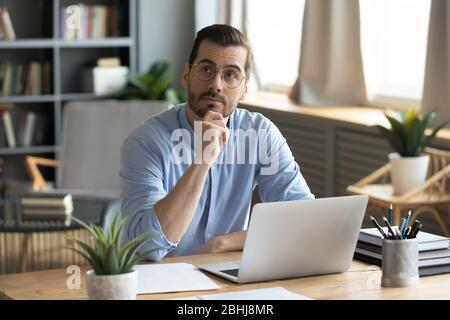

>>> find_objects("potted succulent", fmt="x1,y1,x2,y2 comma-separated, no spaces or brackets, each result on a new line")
375,108,449,195
66,214,156,300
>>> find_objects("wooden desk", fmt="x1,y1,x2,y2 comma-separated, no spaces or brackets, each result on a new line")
1,251,449,300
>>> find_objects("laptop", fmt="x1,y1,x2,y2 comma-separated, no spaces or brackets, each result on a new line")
197,195,368,283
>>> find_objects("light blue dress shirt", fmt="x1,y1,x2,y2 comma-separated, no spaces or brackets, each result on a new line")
120,103,314,261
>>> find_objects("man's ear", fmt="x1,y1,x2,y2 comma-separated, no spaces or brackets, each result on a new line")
240,81,248,101
181,63,190,89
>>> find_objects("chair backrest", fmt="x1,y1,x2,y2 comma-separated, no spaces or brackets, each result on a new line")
59,100,172,193
425,147,450,176
424,147,450,195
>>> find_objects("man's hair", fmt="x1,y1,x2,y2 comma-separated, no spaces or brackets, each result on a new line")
189,24,253,77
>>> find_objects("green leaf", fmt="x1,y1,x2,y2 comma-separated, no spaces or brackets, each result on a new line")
102,245,120,275
375,125,405,155
65,246,104,274
405,117,421,156
421,119,450,153
118,232,155,270
65,237,105,271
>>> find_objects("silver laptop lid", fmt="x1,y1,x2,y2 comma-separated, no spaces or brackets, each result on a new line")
237,195,368,283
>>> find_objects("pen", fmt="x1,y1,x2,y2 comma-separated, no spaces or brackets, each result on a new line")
383,217,397,239
387,204,393,225
398,218,407,238
405,226,412,239
410,221,423,238
408,220,422,239
369,216,387,238
402,210,412,238
395,228,403,240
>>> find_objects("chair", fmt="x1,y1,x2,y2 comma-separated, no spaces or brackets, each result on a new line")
26,100,172,195
1,100,172,274
347,147,450,237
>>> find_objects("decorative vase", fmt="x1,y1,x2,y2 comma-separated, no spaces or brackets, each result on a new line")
85,269,137,300
389,153,430,195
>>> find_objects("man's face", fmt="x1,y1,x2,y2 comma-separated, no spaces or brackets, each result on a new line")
182,40,248,118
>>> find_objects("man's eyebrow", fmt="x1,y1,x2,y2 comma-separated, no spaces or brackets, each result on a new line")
197,59,243,72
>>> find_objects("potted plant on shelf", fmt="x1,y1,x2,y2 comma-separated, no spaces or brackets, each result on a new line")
116,60,187,104
66,214,156,300
375,108,449,195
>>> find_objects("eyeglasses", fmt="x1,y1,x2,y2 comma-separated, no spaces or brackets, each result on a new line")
190,62,247,89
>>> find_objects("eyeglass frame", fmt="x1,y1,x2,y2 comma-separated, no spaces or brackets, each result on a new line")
189,62,248,89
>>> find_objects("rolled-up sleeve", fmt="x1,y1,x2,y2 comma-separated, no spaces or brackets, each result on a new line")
120,136,178,261
257,122,315,202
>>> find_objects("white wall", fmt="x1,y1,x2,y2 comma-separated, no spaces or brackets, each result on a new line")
138,0,195,88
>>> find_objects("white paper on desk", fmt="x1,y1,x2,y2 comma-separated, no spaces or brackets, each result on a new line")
197,287,313,300
134,263,220,294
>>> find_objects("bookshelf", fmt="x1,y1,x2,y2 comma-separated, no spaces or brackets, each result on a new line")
0,0,137,186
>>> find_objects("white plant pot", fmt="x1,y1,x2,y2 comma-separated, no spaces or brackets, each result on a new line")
389,153,430,195
86,269,137,300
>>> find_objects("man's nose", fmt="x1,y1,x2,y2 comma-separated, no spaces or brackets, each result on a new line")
208,71,223,93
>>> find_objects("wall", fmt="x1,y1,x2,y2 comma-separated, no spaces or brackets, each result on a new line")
138,0,195,88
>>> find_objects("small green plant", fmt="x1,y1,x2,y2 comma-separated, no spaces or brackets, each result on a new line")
117,60,187,104
66,214,156,275
375,108,449,157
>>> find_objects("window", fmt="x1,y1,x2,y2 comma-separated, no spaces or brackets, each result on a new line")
246,0,305,91
360,0,431,108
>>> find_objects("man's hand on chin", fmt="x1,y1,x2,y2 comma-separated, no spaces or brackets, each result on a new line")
197,231,247,254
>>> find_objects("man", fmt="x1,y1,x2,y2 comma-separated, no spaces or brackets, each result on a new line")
120,24,314,262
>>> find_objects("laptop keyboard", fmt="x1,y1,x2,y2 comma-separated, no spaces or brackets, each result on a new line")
220,268,240,277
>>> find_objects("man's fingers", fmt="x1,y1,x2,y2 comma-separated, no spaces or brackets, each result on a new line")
203,110,224,121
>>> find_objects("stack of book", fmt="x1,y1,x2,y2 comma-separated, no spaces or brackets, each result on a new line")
21,194,73,226
354,227,450,276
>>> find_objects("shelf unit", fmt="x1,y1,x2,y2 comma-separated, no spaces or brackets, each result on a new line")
0,0,137,185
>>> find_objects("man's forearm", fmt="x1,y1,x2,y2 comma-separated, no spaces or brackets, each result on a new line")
198,231,247,254
154,158,210,243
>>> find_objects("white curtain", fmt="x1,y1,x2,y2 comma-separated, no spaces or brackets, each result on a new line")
194,0,261,88
195,0,244,32
290,0,367,106
422,0,450,127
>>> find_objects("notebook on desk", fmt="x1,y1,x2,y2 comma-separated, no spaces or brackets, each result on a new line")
197,195,369,283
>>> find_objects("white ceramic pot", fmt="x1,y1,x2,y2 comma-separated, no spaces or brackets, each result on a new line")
389,153,430,195
86,269,137,300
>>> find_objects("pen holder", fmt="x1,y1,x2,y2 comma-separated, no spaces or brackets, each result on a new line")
381,238,419,287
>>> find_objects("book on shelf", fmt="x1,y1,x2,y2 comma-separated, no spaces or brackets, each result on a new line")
0,7,16,41
0,104,48,148
359,227,450,251
0,103,13,147
0,62,52,96
2,109,15,147
60,4,124,40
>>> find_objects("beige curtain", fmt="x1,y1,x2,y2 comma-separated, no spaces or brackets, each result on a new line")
290,0,367,106
422,0,450,127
